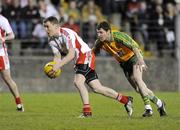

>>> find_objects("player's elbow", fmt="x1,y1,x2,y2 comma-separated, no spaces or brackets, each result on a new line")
11,33,15,39
8,32,15,40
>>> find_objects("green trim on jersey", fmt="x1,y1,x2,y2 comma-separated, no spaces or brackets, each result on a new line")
111,31,140,49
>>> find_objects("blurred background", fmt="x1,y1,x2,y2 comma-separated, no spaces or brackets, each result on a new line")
0,0,179,92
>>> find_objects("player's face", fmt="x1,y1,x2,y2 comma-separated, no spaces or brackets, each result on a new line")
97,28,110,42
43,21,58,37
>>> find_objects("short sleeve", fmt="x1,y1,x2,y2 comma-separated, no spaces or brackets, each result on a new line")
0,17,13,34
49,38,61,54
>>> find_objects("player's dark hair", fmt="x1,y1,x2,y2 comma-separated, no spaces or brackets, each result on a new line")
43,16,59,25
97,21,111,31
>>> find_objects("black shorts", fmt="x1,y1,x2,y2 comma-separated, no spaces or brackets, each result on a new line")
120,55,138,77
75,64,98,84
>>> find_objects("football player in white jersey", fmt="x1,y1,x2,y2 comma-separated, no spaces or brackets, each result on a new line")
0,14,24,112
43,16,133,118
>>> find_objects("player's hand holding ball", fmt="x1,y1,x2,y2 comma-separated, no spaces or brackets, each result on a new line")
44,61,61,79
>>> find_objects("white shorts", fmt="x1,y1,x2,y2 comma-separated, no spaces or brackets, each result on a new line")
0,44,10,70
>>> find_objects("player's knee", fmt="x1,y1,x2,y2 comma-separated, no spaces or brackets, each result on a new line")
91,87,97,93
134,76,143,84
73,80,78,87
92,88,99,93
92,86,103,93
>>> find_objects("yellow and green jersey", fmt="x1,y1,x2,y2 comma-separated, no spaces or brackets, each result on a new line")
93,30,141,63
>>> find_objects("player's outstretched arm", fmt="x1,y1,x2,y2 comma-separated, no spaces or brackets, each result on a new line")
53,48,75,71
48,48,75,77
53,51,62,63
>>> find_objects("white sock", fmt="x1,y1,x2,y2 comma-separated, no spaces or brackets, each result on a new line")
157,99,162,108
145,105,152,110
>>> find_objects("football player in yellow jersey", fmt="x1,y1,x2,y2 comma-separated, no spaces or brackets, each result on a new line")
93,21,167,117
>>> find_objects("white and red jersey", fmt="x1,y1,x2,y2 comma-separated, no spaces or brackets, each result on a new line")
0,15,13,70
49,27,95,70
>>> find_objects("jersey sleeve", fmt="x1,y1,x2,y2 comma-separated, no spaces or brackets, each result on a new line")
48,38,61,54
113,31,139,49
1,17,13,34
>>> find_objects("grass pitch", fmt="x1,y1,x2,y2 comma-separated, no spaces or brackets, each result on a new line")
0,92,180,130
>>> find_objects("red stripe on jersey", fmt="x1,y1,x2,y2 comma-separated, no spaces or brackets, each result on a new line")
75,38,95,70
77,52,86,65
60,28,73,48
2,38,7,56
0,28,6,50
75,36,85,64
0,28,5,37
90,52,95,70
60,28,69,37
0,56,5,70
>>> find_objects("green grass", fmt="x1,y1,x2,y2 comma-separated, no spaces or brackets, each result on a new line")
0,92,180,130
